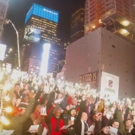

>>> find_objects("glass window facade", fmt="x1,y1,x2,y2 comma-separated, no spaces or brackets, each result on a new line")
25,3,59,23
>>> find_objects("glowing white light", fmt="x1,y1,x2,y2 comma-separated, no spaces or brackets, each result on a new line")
40,43,51,76
5,107,12,113
0,44,6,61
1,116,9,125
57,79,61,84
4,96,10,101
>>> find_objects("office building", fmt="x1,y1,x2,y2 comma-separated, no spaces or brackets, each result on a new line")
0,0,8,41
85,0,135,43
65,28,135,99
24,3,60,45
23,3,62,73
23,43,63,74
65,0,135,99
70,8,84,43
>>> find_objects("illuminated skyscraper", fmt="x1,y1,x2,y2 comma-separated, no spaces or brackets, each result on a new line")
23,4,62,74
70,8,84,43
24,3,60,45
0,0,8,41
85,0,135,43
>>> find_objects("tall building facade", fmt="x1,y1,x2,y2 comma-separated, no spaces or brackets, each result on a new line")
0,0,8,41
85,0,135,43
23,4,62,74
65,0,135,99
24,3,60,45
70,8,84,43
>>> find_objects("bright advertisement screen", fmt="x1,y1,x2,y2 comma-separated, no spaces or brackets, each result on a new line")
24,25,41,42
25,3,59,23
0,44,6,61
40,43,51,76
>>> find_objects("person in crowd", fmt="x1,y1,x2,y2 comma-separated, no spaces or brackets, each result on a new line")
2,70,135,135
3,88,42,135
46,105,66,135
14,83,21,99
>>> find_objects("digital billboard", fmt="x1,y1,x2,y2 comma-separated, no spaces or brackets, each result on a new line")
0,44,6,61
25,3,59,23
24,25,41,42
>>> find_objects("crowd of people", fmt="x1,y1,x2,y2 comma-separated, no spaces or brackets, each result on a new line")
0,69,135,135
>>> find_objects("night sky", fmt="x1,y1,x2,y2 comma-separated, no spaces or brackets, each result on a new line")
2,0,85,49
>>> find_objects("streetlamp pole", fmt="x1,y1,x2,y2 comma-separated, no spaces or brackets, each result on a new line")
8,20,21,69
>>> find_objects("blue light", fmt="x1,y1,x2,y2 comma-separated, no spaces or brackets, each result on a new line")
25,3,59,23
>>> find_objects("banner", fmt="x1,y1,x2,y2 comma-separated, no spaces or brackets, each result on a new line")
80,71,98,89
100,72,119,101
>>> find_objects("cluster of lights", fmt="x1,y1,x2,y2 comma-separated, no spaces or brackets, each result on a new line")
30,65,39,70
23,44,30,47
5,48,13,59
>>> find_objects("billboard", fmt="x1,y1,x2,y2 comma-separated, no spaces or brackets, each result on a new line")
100,71,119,101
0,44,6,61
79,71,98,89
24,25,41,42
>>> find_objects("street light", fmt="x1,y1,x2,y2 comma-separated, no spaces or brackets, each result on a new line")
4,19,21,69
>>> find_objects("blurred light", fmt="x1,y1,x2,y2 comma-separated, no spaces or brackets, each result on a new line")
3,83,11,91
1,116,9,125
92,25,96,29
121,20,130,26
40,43,51,76
57,79,61,84
4,96,10,101
5,107,12,113
119,29,130,36
0,73,3,81
9,48,13,51
99,19,102,24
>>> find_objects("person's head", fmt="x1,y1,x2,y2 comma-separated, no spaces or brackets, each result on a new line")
40,83,45,90
117,104,122,111
14,83,20,92
22,82,27,88
53,105,62,119
35,103,41,113
44,97,49,105
125,119,132,129
72,97,77,106
81,112,88,122
126,99,131,107
102,126,110,134
70,109,77,117
112,120,119,129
